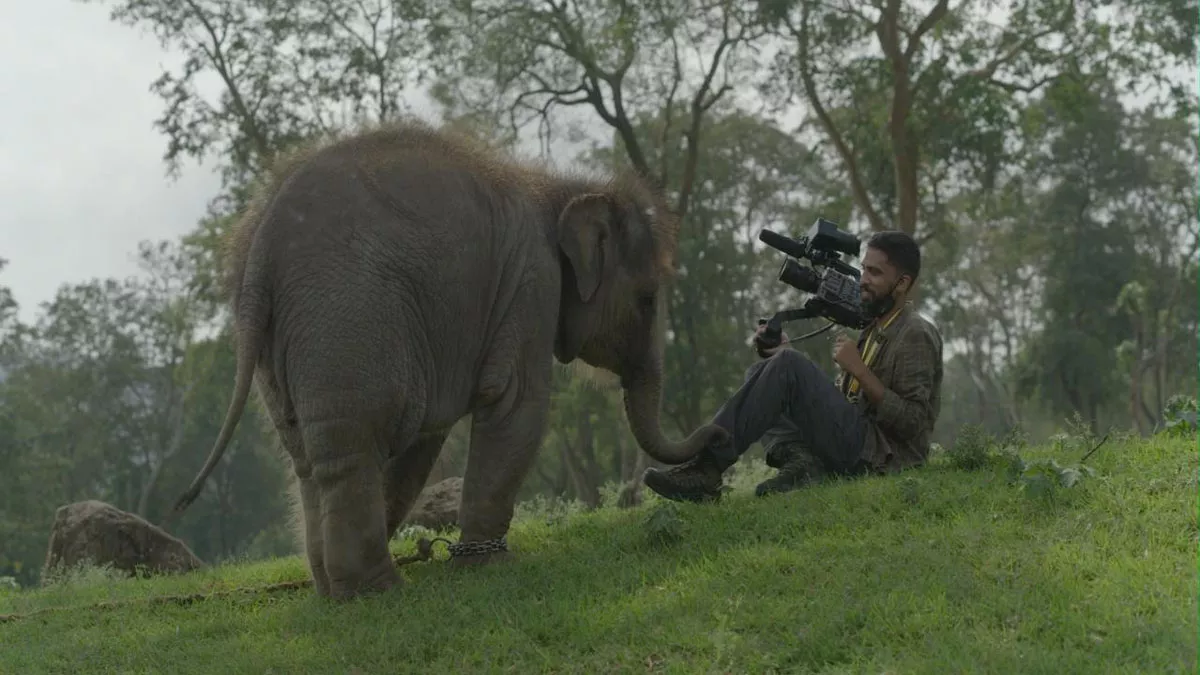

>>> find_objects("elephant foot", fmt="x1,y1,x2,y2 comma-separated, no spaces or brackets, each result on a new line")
326,559,402,601
309,564,332,598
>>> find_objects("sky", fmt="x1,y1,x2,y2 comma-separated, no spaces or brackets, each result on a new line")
0,3,222,324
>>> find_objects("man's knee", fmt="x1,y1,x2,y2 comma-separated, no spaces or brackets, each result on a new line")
744,348,815,380
763,348,817,379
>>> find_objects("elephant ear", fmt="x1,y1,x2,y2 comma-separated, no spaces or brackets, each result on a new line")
557,193,613,303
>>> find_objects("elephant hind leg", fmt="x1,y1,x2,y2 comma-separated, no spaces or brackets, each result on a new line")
384,431,449,542
301,416,398,600
255,370,333,597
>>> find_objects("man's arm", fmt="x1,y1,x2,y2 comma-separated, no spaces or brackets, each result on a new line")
844,328,941,441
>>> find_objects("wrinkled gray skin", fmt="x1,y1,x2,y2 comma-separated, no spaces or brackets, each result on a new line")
165,122,726,600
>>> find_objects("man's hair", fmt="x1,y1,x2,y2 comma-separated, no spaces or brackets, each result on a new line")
866,230,921,281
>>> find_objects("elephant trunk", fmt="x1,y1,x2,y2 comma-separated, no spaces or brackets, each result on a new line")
621,355,720,465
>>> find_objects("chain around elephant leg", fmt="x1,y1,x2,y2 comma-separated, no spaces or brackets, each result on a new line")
454,377,551,567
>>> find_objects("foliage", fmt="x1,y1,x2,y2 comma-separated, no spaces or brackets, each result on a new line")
1160,395,1198,437
946,423,1024,471
642,501,685,546
754,0,1135,237
1006,455,1097,502
0,436,1192,673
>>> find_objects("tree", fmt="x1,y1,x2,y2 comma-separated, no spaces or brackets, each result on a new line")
0,259,15,343
754,0,1183,240
431,0,765,216
1009,71,1146,432
1111,108,1199,432
78,0,439,196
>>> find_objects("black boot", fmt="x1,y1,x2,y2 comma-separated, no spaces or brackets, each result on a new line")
755,451,825,497
642,448,729,504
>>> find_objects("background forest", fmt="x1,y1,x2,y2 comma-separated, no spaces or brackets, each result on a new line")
0,0,1195,586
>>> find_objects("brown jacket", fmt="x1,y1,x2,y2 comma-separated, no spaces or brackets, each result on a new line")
834,303,944,473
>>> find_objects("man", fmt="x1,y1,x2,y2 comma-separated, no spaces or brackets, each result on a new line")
643,230,944,502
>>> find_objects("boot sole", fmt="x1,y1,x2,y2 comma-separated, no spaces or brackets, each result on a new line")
643,477,722,504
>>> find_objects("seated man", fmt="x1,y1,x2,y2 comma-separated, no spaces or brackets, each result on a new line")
643,230,944,502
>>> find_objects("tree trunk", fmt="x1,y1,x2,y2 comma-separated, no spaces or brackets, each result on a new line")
137,390,188,518
560,424,601,510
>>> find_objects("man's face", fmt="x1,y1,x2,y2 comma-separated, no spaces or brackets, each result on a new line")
859,246,906,307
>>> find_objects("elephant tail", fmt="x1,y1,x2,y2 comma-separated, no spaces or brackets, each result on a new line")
159,244,272,532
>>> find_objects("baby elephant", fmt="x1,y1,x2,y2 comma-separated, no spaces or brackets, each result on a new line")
163,121,724,600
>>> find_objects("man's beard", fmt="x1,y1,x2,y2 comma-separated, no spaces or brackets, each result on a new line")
861,292,895,320
861,278,902,320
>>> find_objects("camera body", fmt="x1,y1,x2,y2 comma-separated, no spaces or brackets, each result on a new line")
757,218,870,347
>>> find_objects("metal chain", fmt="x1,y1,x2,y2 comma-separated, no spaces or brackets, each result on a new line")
445,536,508,558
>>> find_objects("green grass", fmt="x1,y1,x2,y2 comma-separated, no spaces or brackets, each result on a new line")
2,435,1196,674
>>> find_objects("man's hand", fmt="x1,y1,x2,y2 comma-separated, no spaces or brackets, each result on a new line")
832,333,866,377
753,322,788,358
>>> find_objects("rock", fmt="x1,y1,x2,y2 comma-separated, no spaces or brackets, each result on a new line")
403,477,463,531
42,500,204,582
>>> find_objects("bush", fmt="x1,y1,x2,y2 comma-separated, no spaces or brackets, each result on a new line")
1160,395,1197,438
947,424,1024,471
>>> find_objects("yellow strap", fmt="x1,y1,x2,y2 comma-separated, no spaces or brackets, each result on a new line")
846,308,902,396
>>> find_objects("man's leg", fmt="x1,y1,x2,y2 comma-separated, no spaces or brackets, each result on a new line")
643,349,868,502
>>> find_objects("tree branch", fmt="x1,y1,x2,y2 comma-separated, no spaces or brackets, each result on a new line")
986,73,1061,93
657,28,684,188
904,0,951,61
537,0,653,179
676,10,741,217
180,0,272,164
787,6,887,232
967,0,1077,82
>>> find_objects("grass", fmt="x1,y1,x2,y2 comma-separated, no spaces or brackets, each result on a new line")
1,433,1196,674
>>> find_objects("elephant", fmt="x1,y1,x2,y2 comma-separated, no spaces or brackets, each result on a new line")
163,120,726,600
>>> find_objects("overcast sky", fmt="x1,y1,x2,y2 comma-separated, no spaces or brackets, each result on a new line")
0,3,222,324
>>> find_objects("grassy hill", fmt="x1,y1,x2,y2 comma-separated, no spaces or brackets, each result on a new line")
2,431,1195,674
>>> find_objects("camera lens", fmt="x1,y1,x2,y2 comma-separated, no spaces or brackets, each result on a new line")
778,258,821,294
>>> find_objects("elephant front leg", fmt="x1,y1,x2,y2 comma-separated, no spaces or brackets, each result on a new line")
456,378,551,566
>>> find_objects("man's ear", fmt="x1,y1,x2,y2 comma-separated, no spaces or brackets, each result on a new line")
557,193,613,303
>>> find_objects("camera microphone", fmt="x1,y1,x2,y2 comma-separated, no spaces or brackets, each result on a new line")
758,229,809,260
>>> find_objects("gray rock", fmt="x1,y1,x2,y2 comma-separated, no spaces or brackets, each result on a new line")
42,500,204,582
403,477,463,532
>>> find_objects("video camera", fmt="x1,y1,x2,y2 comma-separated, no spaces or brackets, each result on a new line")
756,217,870,350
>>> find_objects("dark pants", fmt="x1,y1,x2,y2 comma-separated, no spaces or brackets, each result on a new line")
708,349,869,475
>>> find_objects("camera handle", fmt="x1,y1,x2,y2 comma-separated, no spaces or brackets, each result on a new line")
755,305,838,351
